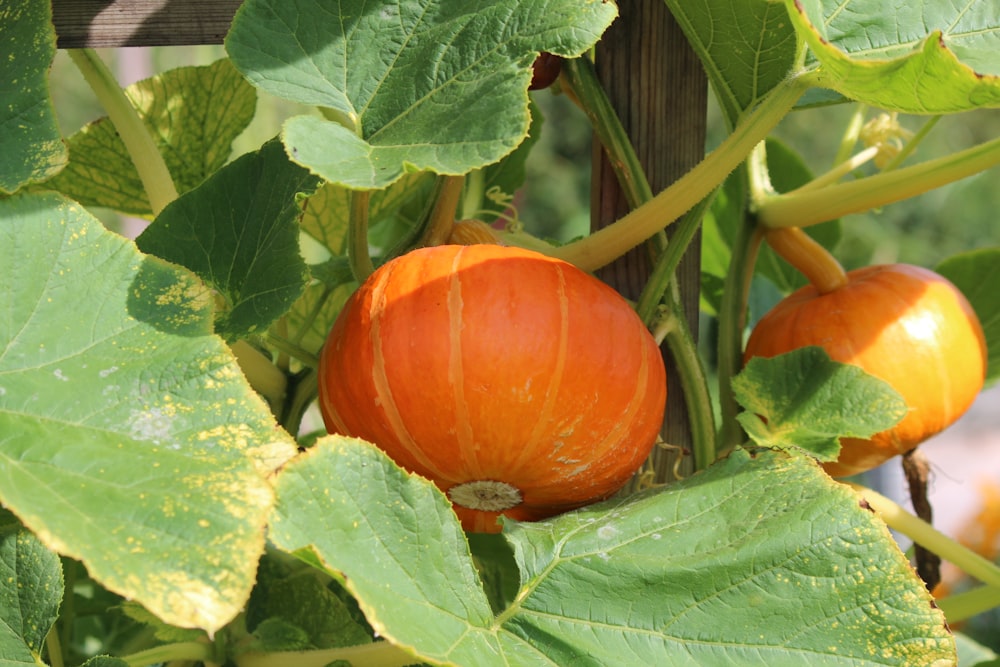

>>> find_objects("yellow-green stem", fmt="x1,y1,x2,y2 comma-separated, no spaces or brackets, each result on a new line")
45,627,64,667
789,146,880,195
758,132,1000,229
421,175,466,246
68,49,178,215
935,585,1000,624
549,72,813,272
123,640,218,667
851,484,1000,591
764,226,848,294
236,641,417,667
831,104,868,167
348,190,375,281
231,340,288,412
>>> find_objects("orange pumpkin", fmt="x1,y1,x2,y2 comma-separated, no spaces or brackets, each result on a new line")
743,263,986,477
318,244,667,532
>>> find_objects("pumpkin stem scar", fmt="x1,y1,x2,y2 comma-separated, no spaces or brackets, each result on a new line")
448,480,523,511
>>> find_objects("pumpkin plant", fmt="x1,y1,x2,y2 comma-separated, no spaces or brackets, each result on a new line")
318,244,667,532
7,1,1000,666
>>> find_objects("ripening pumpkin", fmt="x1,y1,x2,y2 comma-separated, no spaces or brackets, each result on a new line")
318,244,667,532
743,263,986,477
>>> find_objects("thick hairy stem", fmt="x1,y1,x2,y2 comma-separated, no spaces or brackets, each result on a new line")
68,49,178,215
758,132,1000,229
763,227,848,294
550,72,813,272
421,175,466,246
653,305,717,471
348,190,375,281
716,209,763,453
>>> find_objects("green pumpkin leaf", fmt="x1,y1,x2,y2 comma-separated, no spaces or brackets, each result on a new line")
665,0,799,126
226,0,617,189
0,0,67,193
137,138,321,341
0,193,296,633
733,346,908,459
271,436,952,665
0,528,63,665
787,0,1000,113
46,58,256,217
936,247,1000,383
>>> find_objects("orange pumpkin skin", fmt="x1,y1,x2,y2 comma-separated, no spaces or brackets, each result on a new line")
743,263,986,477
318,244,667,532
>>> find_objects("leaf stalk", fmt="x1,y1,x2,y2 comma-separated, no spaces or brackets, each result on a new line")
549,72,814,272
67,49,178,215
758,132,1000,229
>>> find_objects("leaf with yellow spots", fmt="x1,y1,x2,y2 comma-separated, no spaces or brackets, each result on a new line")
0,193,296,633
0,528,63,665
137,138,321,341
271,438,954,664
0,0,67,193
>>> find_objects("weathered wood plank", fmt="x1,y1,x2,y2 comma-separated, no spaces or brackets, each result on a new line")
51,0,242,48
592,1,708,484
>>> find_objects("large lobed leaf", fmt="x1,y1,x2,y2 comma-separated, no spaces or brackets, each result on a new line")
788,0,1000,113
0,0,67,193
46,58,256,217
665,0,799,126
137,138,322,341
226,0,617,189
271,436,953,665
733,347,908,461
0,193,297,633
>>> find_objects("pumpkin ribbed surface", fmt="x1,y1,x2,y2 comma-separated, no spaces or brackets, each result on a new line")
318,244,667,532
744,263,986,477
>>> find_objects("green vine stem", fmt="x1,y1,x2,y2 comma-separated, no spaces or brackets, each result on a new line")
420,174,467,246
122,640,219,667
935,584,1000,625
716,200,764,454
548,71,814,272
236,640,417,667
561,57,658,226
831,103,868,167
789,145,880,195
230,341,288,413
68,49,178,216
652,303,717,471
45,627,64,667
850,484,1000,592
348,190,375,281
757,132,1000,229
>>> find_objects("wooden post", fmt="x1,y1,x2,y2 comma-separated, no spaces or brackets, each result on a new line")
592,2,708,482
52,0,240,48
